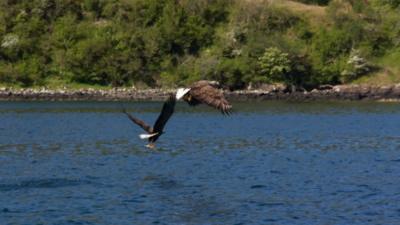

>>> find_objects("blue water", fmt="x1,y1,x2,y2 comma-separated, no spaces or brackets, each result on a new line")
1,101,400,225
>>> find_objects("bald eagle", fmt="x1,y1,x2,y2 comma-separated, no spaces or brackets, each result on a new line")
176,80,232,115
123,94,176,148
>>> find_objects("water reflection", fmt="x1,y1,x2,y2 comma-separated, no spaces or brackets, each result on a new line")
2,100,400,114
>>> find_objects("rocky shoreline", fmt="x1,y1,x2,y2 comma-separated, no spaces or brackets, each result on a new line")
1,84,400,101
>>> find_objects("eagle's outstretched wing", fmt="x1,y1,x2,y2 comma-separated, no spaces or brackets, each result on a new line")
122,109,153,133
152,94,176,134
189,81,232,114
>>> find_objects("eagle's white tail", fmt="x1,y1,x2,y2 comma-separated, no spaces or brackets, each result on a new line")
176,88,191,100
139,133,158,139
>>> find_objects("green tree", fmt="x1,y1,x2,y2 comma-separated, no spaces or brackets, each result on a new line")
258,47,292,84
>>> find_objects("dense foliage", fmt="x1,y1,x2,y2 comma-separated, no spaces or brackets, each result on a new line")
0,0,400,89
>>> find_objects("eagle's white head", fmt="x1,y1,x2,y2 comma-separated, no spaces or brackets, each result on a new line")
207,80,220,88
176,88,191,100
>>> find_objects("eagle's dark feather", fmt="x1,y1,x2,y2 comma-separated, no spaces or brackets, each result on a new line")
149,94,176,143
123,109,153,133
123,94,176,146
186,80,232,115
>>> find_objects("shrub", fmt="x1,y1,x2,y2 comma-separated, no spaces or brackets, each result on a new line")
341,49,375,82
212,57,249,90
310,57,346,85
231,1,300,34
378,0,400,8
14,55,46,86
257,47,292,84
311,28,353,63
0,62,15,83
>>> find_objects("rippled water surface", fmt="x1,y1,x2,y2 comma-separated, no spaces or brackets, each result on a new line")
1,101,400,225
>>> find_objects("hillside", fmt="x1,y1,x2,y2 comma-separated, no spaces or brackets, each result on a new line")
0,0,400,90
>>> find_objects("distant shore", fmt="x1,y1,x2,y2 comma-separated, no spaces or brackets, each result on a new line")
1,84,400,101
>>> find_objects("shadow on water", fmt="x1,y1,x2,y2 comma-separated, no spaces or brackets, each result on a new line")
130,173,236,224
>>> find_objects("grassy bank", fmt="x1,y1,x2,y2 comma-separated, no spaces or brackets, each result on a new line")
1,0,400,89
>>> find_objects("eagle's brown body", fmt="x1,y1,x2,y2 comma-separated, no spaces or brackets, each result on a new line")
181,80,232,115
